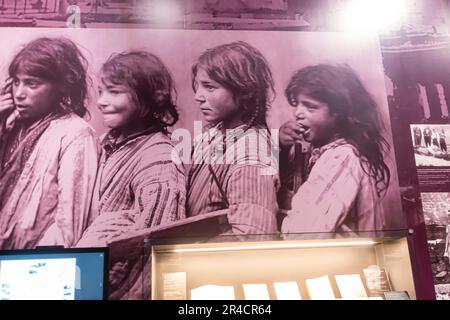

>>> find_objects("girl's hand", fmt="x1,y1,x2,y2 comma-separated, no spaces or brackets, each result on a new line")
0,78,14,114
0,93,14,114
279,119,304,149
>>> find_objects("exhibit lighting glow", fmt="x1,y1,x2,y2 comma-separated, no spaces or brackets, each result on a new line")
166,240,379,253
339,0,407,34
151,0,179,24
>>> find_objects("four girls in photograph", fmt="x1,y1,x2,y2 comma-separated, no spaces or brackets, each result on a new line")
0,34,395,298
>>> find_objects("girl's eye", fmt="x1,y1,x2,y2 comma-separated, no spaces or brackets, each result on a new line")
302,102,317,110
204,85,215,91
24,80,40,88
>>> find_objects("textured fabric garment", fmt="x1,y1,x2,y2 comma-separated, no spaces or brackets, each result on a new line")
187,123,280,235
0,112,61,209
0,113,99,249
282,138,386,234
76,129,187,300
77,129,187,246
277,143,308,212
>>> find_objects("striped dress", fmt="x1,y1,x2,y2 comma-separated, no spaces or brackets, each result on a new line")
76,128,186,300
187,123,280,235
77,128,186,247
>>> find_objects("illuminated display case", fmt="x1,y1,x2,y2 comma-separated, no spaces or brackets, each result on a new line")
149,231,416,300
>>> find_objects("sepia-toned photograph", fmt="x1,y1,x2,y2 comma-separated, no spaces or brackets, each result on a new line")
410,124,450,167
0,27,405,298
1,0,450,302
0,0,307,29
435,283,450,300
421,192,450,299
0,0,186,28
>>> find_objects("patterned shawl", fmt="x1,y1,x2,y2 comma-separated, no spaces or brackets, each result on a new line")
0,112,63,211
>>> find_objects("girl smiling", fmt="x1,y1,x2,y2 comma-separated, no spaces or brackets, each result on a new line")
77,51,186,299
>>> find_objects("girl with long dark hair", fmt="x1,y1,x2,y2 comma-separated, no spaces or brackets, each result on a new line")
0,37,99,249
77,51,186,299
280,64,391,233
187,41,279,235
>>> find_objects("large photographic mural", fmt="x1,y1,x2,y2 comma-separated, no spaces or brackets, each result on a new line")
3,0,450,300
0,28,404,298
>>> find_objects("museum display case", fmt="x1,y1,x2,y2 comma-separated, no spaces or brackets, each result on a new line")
149,230,416,300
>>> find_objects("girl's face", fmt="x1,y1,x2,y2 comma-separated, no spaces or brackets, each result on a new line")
194,68,242,129
97,80,141,130
293,93,338,148
12,72,58,121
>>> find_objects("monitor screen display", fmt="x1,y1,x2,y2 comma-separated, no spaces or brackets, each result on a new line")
0,247,108,300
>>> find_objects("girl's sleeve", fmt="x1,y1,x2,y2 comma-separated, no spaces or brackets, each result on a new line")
278,144,307,211
78,159,186,248
225,165,279,234
40,130,99,247
281,147,362,234
76,146,186,248
131,159,186,229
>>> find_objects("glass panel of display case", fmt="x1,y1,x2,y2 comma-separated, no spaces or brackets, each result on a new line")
149,231,416,300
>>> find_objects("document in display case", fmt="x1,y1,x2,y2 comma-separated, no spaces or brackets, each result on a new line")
150,232,416,300
363,265,392,297
383,291,411,300
273,282,302,300
243,283,270,300
191,285,235,300
305,275,335,300
334,274,368,299
162,272,187,300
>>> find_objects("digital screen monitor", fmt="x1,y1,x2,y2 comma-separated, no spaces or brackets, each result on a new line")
0,247,108,300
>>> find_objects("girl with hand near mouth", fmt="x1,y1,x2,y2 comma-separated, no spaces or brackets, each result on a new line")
187,41,279,236
0,37,99,249
76,51,186,299
279,64,391,234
